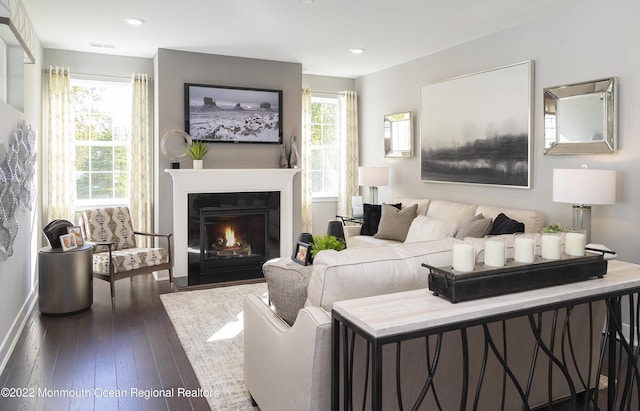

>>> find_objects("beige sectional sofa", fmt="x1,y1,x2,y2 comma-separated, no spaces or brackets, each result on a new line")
345,197,545,248
243,199,604,411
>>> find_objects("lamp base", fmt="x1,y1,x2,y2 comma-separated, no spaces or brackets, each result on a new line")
572,205,592,243
369,186,379,204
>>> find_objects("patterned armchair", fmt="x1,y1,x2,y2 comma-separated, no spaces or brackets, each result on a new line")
81,207,173,308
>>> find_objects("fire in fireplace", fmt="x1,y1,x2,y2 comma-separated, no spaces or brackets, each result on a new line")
188,192,279,285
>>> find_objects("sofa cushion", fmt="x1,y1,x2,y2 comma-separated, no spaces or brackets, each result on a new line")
262,258,313,325
476,205,544,233
489,213,525,235
426,200,478,227
455,214,494,239
405,216,459,243
360,203,402,236
395,197,431,216
306,239,454,312
374,203,418,242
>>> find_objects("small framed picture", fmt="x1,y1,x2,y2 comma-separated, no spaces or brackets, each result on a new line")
292,241,311,266
60,233,78,251
67,226,84,246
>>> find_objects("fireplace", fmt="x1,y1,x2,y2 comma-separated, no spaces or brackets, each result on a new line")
187,192,279,285
165,168,302,288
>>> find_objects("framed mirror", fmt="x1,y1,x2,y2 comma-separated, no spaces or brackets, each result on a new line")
384,112,412,158
543,77,616,155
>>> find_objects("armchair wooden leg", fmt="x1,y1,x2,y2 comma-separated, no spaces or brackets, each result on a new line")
110,278,116,309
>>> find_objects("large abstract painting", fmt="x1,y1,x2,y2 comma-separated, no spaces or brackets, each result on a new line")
420,61,532,188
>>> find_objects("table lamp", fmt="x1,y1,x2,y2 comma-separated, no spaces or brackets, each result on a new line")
552,167,616,243
358,166,389,204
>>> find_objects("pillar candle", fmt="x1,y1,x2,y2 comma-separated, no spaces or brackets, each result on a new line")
564,232,586,257
453,243,475,272
541,233,562,260
484,239,506,268
514,236,536,264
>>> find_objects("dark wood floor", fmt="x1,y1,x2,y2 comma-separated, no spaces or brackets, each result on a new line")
2,274,638,411
0,275,211,411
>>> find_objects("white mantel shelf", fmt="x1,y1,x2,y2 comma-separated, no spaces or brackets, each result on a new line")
165,168,302,277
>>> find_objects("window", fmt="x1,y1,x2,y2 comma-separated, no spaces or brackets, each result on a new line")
71,79,132,207
310,96,339,198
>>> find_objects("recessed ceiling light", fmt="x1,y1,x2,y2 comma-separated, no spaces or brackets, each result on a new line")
350,48,365,55
298,0,314,4
125,17,145,26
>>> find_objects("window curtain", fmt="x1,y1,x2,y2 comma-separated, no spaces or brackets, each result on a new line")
337,91,359,216
300,88,313,232
130,73,151,246
45,66,75,222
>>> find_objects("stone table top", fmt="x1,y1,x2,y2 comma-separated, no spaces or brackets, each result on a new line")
332,259,640,339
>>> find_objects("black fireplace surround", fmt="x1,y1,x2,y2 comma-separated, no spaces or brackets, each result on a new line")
187,191,280,286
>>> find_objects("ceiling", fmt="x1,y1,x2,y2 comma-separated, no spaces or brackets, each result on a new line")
22,0,568,78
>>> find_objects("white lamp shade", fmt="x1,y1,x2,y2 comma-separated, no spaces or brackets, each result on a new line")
553,168,616,205
358,166,389,187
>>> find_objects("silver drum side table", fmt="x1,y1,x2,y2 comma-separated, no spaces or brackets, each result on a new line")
38,243,93,314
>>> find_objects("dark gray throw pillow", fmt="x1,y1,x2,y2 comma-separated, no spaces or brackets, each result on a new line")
360,203,401,236
489,212,524,235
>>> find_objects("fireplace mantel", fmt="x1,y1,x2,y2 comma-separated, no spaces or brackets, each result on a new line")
165,168,302,278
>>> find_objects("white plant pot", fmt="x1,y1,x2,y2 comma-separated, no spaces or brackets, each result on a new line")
193,159,203,169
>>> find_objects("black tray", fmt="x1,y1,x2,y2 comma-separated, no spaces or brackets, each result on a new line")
423,254,608,303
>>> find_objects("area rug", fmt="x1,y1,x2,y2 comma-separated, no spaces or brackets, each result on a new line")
160,282,268,410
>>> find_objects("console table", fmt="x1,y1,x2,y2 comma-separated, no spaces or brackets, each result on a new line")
331,259,640,410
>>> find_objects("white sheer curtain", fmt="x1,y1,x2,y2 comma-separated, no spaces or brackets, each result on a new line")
130,73,151,246
300,88,313,232
45,66,75,222
338,91,359,216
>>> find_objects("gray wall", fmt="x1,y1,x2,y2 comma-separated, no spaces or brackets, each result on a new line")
356,0,639,263
154,49,303,274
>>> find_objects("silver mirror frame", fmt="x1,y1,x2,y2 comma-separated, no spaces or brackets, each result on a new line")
384,112,413,158
543,77,616,155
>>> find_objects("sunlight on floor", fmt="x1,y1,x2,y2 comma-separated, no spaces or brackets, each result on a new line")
207,291,269,342
208,312,243,342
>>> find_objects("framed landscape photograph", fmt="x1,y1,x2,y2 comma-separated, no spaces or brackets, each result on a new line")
420,61,532,188
184,83,283,144
60,233,77,251
67,226,84,246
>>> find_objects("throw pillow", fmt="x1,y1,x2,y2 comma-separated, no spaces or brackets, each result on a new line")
374,203,418,242
360,203,401,236
405,215,459,243
455,214,494,239
489,213,525,235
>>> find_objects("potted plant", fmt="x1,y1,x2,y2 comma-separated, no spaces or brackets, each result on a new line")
185,140,208,169
310,234,346,262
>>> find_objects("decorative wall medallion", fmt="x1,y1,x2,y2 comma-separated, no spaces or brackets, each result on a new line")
0,121,37,261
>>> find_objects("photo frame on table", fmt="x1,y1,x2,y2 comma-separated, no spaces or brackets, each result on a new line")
67,226,84,246
293,241,312,266
60,233,78,251
420,60,532,188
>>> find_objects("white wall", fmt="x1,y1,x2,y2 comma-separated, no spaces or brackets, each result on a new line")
0,41,42,372
356,0,640,263
154,49,303,269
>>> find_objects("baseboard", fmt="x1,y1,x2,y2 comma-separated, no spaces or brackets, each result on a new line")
0,285,38,375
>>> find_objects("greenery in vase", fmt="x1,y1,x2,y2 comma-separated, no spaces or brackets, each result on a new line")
185,140,209,160
310,234,346,258
541,223,565,233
